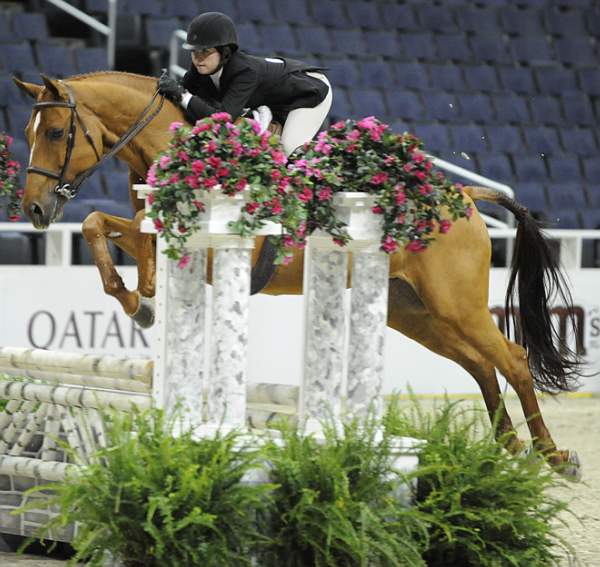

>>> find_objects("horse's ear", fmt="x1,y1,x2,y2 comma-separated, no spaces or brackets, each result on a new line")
40,74,64,99
12,77,42,100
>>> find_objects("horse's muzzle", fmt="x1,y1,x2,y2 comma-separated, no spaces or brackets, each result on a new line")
29,197,62,229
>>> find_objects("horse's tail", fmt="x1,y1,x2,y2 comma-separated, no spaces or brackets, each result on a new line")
465,185,582,393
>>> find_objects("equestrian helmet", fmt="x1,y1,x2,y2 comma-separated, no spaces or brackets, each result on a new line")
182,12,239,51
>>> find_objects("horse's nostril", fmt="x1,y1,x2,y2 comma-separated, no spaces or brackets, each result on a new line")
30,203,43,218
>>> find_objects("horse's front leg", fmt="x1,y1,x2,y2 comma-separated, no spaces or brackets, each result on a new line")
82,211,144,320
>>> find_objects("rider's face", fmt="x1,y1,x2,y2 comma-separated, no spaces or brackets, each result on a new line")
192,48,221,75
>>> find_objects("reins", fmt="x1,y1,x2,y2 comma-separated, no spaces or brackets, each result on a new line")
28,80,165,200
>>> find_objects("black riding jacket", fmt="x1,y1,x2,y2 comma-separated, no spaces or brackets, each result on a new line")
181,50,328,124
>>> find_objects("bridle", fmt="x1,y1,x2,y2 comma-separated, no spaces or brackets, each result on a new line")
27,80,165,200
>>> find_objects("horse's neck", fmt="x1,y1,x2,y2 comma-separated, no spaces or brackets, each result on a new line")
77,77,184,178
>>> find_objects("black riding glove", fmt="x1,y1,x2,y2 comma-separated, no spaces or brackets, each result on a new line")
158,75,185,103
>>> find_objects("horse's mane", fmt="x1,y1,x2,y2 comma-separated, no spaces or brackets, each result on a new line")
65,71,158,92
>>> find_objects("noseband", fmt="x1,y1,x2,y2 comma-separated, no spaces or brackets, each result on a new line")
27,80,164,200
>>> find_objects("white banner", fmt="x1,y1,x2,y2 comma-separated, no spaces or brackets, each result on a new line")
1,266,598,394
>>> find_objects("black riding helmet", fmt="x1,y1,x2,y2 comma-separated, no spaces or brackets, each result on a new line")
182,12,239,51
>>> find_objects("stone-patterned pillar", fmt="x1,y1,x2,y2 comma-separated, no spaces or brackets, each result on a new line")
300,237,348,430
347,250,390,419
206,236,254,429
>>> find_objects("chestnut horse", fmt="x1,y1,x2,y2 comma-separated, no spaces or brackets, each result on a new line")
14,72,583,477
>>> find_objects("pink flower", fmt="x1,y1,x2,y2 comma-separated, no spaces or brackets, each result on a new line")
203,176,218,188
177,254,191,269
250,120,262,134
281,254,294,266
246,201,260,214
192,122,211,134
271,150,287,165
206,140,217,153
192,200,205,211
406,240,426,253
147,192,155,205
169,121,184,132
384,155,396,165
216,167,230,178
298,187,313,202
169,173,180,185
418,183,433,195
184,175,200,189
249,148,261,157
5,135,13,145
283,234,295,247
153,218,164,232
333,238,345,247
382,235,398,253
416,220,428,233
466,206,473,218
159,155,171,169
403,163,414,173
439,219,452,234
345,144,358,153
146,164,158,186
178,225,187,234
414,171,427,181
211,112,231,121
371,205,384,214
370,173,389,185
16,189,24,198
191,160,205,174
8,213,21,222
270,198,283,215
236,179,247,191
395,190,406,205
411,151,426,164
357,116,378,130
314,141,332,155
208,156,221,168
346,129,361,142
231,140,243,156
271,170,282,181
331,120,346,130
369,129,382,142
318,187,333,201
177,150,190,162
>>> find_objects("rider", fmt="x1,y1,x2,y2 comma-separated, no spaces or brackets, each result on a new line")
158,12,332,156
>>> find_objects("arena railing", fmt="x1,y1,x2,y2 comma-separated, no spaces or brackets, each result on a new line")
43,0,118,69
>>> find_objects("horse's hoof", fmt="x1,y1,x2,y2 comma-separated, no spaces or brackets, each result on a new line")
556,450,582,482
131,296,155,328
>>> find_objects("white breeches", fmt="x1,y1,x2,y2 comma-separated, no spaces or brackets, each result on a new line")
280,72,333,156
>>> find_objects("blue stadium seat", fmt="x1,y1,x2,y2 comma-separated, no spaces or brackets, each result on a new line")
427,63,464,92
310,0,349,28
393,62,430,89
499,8,544,35
422,91,460,122
0,76,27,106
547,156,583,183
6,106,32,136
523,126,561,155
237,22,263,53
581,209,600,229
559,128,597,157
329,88,352,121
144,17,180,49
331,30,366,56
296,25,331,55
8,138,30,166
0,233,33,264
3,43,37,73
0,111,6,132
509,37,554,65
547,184,586,208
162,0,197,18
385,90,425,120
0,12,11,41
458,93,494,122
561,93,595,126
463,65,499,92
416,5,458,32
534,68,577,95
199,0,238,19
237,0,277,23
101,170,130,200
516,183,547,212
554,38,596,65
449,124,488,153
435,35,472,62
59,201,93,223
273,0,311,24
411,123,451,153
364,31,398,57
35,44,77,77
258,24,302,56
493,93,530,123
122,0,163,16
585,7,600,36
578,68,600,95
349,89,387,118
529,95,563,126
12,12,49,41
544,209,580,229
90,200,133,218
346,1,382,29
486,125,524,153
456,8,500,32
74,47,108,74
498,66,536,94
360,60,395,88
322,57,360,88
386,4,419,31
399,33,437,60
583,158,600,184
588,186,600,207
79,175,106,200
544,8,586,36
513,155,548,182
477,153,514,183
469,36,511,63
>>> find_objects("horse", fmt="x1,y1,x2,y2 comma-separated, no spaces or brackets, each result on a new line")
13,71,583,478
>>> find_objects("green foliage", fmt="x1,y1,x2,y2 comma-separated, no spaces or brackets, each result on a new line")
384,396,577,567
258,417,428,566
20,408,272,567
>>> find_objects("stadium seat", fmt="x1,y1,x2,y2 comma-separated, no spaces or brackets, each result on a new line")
0,12,11,41
423,91,460,122
411,122,451,153
296,25,331,55
328,88,352,121
0,233,33,264
583,158,600,184
384,4,419,31
561,93,595,126
0,111,6,132
346,1,382,30
258,24,302,56
199,0,238,20
360,60,394,88
547,183,586,208
544,8,586,36
364,30,398,57
6,106,32,136
349,88,387,118
456,8,500,32
584,7,600,36
463,64,499,92
547,156,583,183
35,43,77,77
101,170,130,200
144,17,180,49
516,183,547,212
499,8,544,35
59,201,93,223
458,93,494,122
399,33,436,60
79,175,106,200
331,30,366,56
578,68,600,95
89,200,132,218
513,155,548,182
8,138,30,166
74,47,108,74
534,67,577,95
0,76,27,106
310,0,349,28
2,43,37,73
493,92,530,123
529,95,564,126
554,38,596,65
510,37,554,65
162,0,197,18
415,5,458,33
477,153,514,183
237,22,264,53
237,0,277,24
11,12,49,41
427,63,464,92
498,66,536,94
122,0,163,16
385,90,425,120
523,126,561,155
559,128,597,157
273,0,312,24
435,35,472,63
449,124,488,153
393,62,430,89
544,208,580,229
581,209,600,229
469,36,511,63
485,125,525,152
321,57,360,88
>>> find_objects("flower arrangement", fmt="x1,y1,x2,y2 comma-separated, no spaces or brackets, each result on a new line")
299,117,472,254
0,133,23,221
146,113,308,267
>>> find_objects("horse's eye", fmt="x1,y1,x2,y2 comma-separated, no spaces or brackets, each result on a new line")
46,128,64,141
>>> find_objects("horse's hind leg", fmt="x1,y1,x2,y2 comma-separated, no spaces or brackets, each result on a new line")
387,279,523,453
